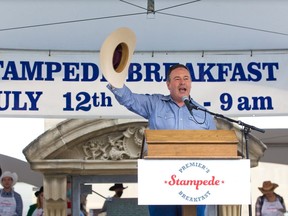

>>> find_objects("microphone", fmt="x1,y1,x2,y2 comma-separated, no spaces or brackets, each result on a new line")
182,96,198,111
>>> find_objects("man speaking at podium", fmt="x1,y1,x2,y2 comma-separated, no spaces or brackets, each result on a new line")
106,63,217,216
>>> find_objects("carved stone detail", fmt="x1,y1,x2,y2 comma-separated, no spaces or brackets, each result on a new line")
82,126,145,160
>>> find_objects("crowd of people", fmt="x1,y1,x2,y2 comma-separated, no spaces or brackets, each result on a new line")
0,170,89,216
1,168,288,216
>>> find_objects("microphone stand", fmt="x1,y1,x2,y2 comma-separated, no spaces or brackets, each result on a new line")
92,190,107,200
189,103,265,216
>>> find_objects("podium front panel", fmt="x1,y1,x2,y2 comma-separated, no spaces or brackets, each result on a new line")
138,159,250,205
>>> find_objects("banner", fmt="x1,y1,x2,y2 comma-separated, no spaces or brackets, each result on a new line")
138,159,251,205
0,49,287,118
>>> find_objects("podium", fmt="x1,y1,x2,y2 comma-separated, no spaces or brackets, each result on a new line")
145,130,239,159
141,129,244,216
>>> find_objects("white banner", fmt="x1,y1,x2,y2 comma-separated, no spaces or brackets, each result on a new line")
0,49,287,118
138,159,251,205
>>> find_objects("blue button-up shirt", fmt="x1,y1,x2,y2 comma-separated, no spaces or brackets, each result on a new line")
107,84,216,130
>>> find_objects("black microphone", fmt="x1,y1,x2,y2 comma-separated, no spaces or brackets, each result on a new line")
182,96,194,112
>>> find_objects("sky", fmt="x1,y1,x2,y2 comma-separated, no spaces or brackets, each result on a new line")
0,117,45,161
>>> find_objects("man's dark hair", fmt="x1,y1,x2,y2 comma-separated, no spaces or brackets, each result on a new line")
167,64,189,81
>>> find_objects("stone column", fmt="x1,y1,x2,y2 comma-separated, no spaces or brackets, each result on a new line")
43,175,68,216
219,205,241,216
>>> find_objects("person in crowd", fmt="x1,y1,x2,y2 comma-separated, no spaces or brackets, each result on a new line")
80,202,86,216
0,171,23,215
99,183,128,214
27,186,44,216
106,63,216,216
80,194,88,216
255,180,286,216
67,179,72,216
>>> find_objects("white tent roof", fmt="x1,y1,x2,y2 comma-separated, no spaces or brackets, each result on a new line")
0,0,287,52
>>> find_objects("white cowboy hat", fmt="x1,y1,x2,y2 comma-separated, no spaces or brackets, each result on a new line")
0,171,18,186
99,27,136,88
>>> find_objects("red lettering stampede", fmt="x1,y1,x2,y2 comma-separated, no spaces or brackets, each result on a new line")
167,174,220,190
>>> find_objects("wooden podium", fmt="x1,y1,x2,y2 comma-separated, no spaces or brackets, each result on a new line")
144,129,240,216
145,129,239,159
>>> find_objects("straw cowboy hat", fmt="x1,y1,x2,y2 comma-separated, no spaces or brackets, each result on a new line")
0,171,18,186
258,181,278,193
109,183,128,191
99,27,136,88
